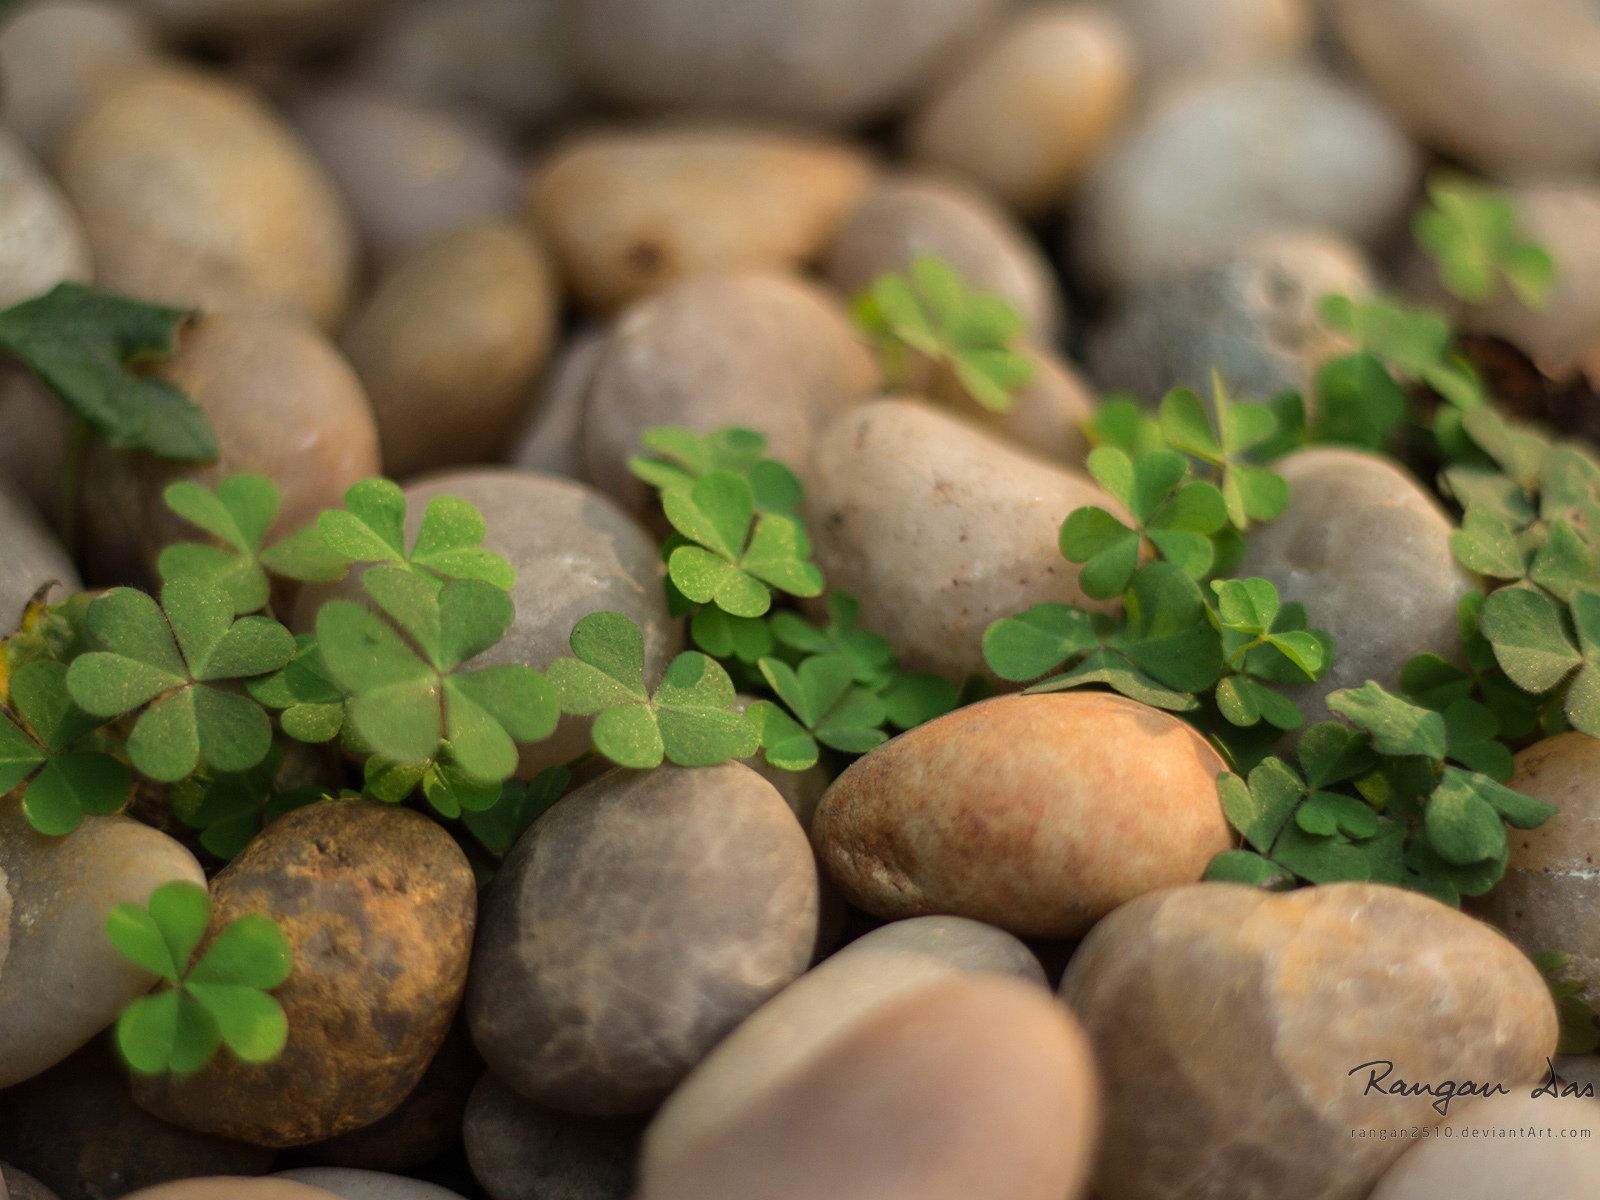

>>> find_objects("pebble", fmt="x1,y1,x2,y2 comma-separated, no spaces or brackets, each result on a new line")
0,128,90,309
290,87,520,270
0,477,77,635
804,400,1117,679
463,1074,644,1200
1106,0,1311,86
130,0,386,45
1074,69,1419,289
0,0,163,157
0,807,204,1089
277,1169,466,1200
1368,1094,1600,1199
133,799,477,1148
119,1183,336,1200
1087,231,1374,404
465,763,819,1115
812,693,1232,937
580,272,879,512
934,347,1096,467
341,221,557,478
1472,734,1600,1013
639,974,1099,1200
1061,882,1557,1200
57,67,355,329
905,5,1134,214
0,1166,56,1200
1334,0,1600,177
528,126,874,314
1236,447,1475,717
0,1044,275,1198
511,330,604,481
643,915,1045,1176
571,0,1008,127
822,175,1065,341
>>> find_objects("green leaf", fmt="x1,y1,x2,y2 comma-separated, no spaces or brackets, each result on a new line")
0,710,46,794
1479,585,1581,694
880,671,960,730
1327,682,1450,760
1218,760,1302,854
1204,849,1295,889
1414,174,1555,308
982,604,1098,682
0,283,214,461
1425,768,1511,865
1058,506,1140,599
1452,509,1528,580
23,753,132,835
1086,398,1167,458
748,699,820,772
1312,352,1408,451
462,767,571,856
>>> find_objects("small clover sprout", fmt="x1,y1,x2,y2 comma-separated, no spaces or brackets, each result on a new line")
1159,377,1289,530
158,475,347,614
854,256,1034,413
318,478,514,588
1060,447,1228,597
315,566,557,783
169,749,321,860
0,283,213,461
1211,577,1330,731
770,593,895,686
65,581,295,782
548,611,757,769
108,881,291,1075
1415,174,1555,308
0,658,130,835
628,426,802,515
751,653,889,771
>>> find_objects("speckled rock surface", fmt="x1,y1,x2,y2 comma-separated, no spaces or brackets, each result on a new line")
0,807,203,1089
1236,447,1475,717
463,1074,644,1200
932,348,1095,467
1473,734,1600,1013
813,693,1231,937
1062,882,1557,1200
0,478,77,634
511,329,603,481
1368,1093,1600,1199
0,1044,275,1199
1107,0,1310,85
1087,231,1373,404
804,400,1118,679
0,128,90,309
119,1182,336,1200
530,128,873,314
276,1168,466,1200
134,800,477,1148
581,272,879,511
639,975,1100,1200
466,764,819,1115
0,1165,58,1200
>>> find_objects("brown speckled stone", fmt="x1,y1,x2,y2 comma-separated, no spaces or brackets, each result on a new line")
466,764,819,1115
1062,882,1558,1200
1472,734,1600,1012
119,1183,334,1200
813,693,1231,938
133,800,476,1148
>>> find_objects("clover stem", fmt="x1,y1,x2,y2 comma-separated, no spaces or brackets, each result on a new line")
1225,634,1271,669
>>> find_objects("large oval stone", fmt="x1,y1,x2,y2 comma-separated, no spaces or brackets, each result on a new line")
0,128,90,309
463,1074,644,1200
1236,447,1475,718
0,479,77,635
1062,882,1558,1200
119,1183,336,1200
133,799,476,1148
276,1169,466,1200
466,763,819,1115
0,806,203,1089
814,693,1231,937
0,1164,57,1200
639,974,1100,1200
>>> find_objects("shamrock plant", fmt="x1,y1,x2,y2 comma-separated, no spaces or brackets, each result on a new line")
1415,174,1555,308
317,479,515,588
0,658,130,835
854,255,1034,412
108,881,291,1075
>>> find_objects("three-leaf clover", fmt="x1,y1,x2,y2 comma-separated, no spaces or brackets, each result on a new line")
1211,578,1330,730
65,581,295,782
158,475,348,615
628,426,802,515
0,283,214,461
1060,448,1228,598
662,470,823,617
1159,377,1289,529
547,611,757,769
770,593,894,686
315,567,557,782
0,658,130,835
317,479,514,589
245,635,346,745
1319,293,1485,413
854,256,1034,413
751,653,888,771
1478,585,1600,736
108,881,291,1075
169,750,321,860
1415,174,1555,308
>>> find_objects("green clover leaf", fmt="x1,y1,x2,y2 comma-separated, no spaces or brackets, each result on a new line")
1415,174,1555,308
628,426,802,515
461,766,571,857
108,881,291,1075
854,256,1034,413
1424,765,1555,867
1534,953,1600,1056
168,750,322,860
1159,376,1289,529
1326,682,1449,760
245,635,345,744
758,652,889,758
0,658,131,835
770,593,895,686
1311,352,1409,452
65,581,295,782
1319,293,1486,412
689,607,777,665
1476,585,1600,736
547,611,757,769
663,470,823,617
317,479,514,589
158,474,349,615
0,283,214,461
1085,397,1169,458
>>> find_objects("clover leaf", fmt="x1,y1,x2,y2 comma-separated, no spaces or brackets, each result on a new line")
1478,585,1600,735
628,426,802,516
689,608,776,664
1425,765,1555,867
0,283,214,461
169,749,321,860
1159,376,1289,529
317,479,514,589
1311,352,1410,452
65,581,295,782
1319,293,1485,413
0,658,131,835
770,593,895,686
757,652,888,765
1209,578,1329,731
245,635,345,744
662,470,823,617
1326,682,1449,760
158,475,349,615
108,881,291,1075
854,256,1034,413
315,567,557,783
548,611,757,769
461,766,571,857
1534,953,1600,1056
1415,174,1555,308
1060,448,1228,598
1086,398,1169,458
